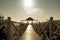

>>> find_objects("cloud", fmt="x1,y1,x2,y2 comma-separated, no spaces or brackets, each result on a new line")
25,8,43,15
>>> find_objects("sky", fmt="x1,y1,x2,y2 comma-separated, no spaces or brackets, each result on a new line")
0,0,60,22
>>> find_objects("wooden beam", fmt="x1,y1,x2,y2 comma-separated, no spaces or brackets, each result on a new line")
49,17,53,40
7,17,11,40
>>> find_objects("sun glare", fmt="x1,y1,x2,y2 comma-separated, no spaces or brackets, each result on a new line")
26,25,32,31
28,21,32,24
26,24,34,33
23,0,34,8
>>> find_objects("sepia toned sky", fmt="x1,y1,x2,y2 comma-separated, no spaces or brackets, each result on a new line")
0,0,60,22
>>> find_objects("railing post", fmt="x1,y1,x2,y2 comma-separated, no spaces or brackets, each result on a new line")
20,21,23,37
7,17,11,40
31,21,33,26
18,22,21,37
39,22,41,36
49,17,53,40
27,20,29,25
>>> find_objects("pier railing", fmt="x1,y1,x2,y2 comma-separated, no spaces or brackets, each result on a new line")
0,17,60,40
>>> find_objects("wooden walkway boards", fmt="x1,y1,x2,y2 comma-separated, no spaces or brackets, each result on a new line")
19,25,41,40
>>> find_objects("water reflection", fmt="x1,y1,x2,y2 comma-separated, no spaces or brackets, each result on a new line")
19,25,41,40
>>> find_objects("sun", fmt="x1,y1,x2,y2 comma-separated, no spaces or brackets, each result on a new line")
23,0,34,8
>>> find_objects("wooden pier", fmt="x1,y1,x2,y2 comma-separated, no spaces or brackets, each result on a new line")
0,16,60,40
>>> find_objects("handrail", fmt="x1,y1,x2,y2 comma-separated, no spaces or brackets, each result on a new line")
11,22,20,34
41,21,49,33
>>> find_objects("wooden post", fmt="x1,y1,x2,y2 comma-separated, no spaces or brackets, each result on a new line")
19,22,22,37
39,22,41,36
31,21,33,26
49,17,53,40
7,17,11,40
20,22,23,37
27,20,29,25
